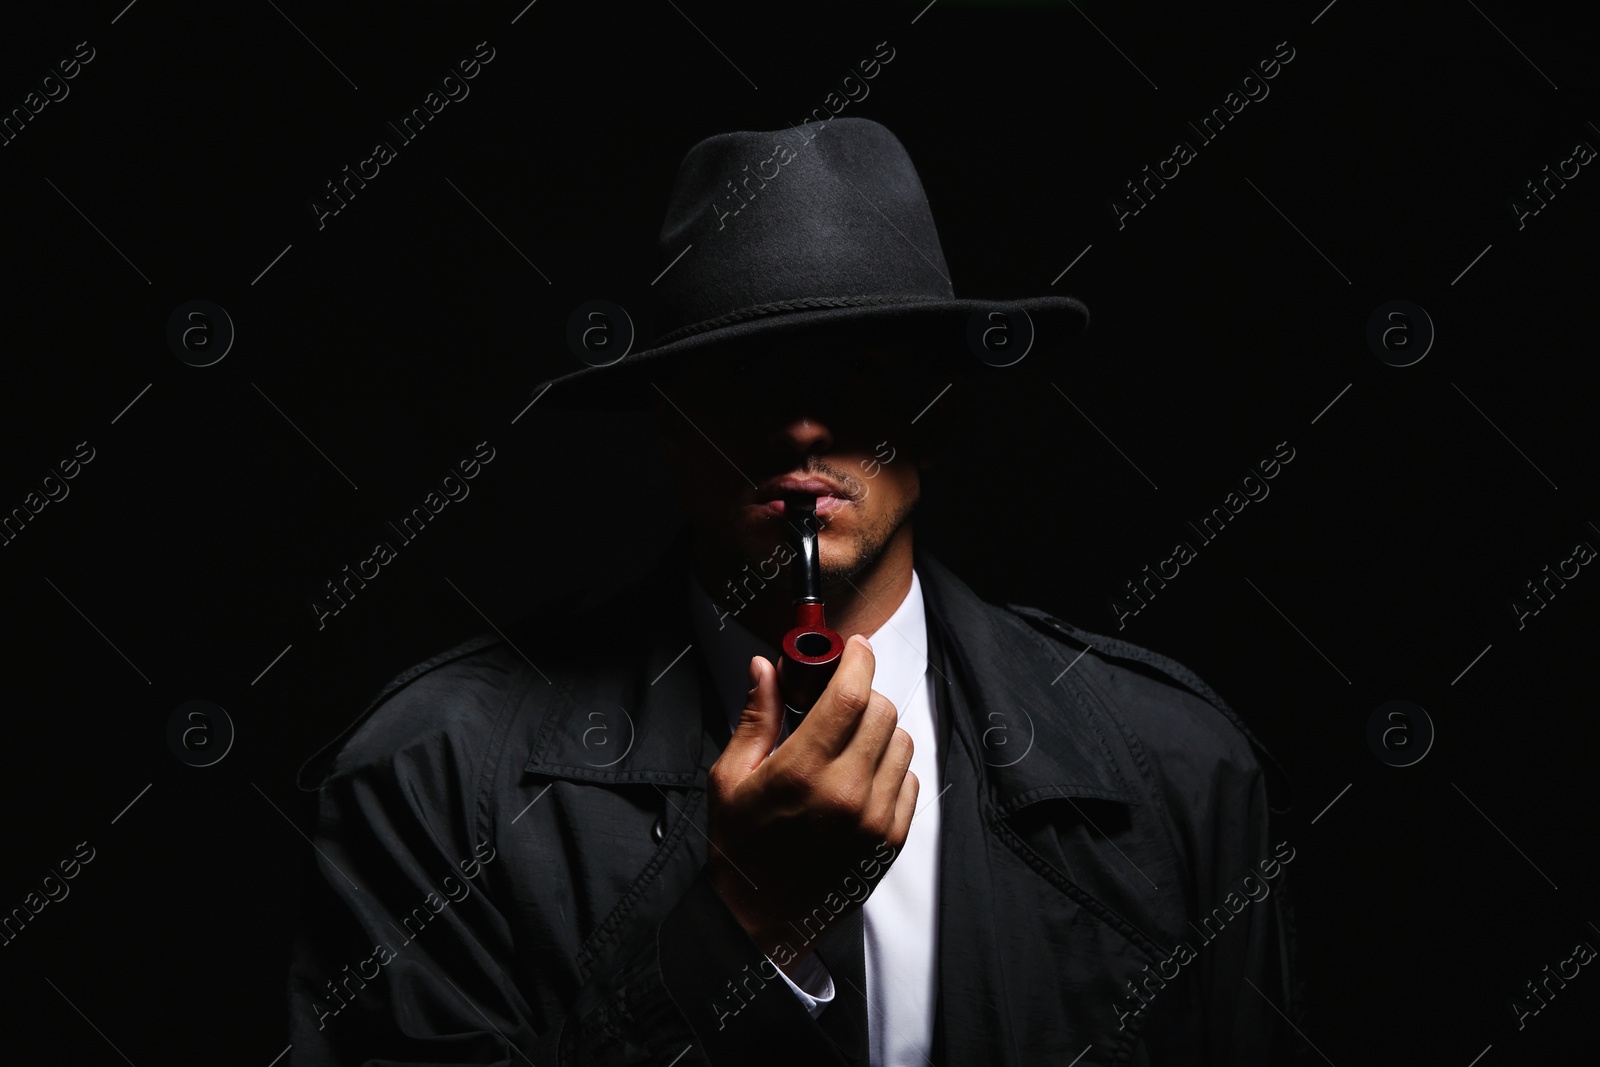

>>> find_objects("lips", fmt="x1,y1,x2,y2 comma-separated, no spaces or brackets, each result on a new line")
747,476,857,517
752,495,853,517
751,476,847,502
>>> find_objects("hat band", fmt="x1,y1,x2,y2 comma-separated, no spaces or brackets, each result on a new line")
651,293,940,346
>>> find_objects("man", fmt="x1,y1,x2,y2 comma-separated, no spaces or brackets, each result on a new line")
288,117,1304,1065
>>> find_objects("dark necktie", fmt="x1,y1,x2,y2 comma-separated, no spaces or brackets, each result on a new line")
778,703,871,1062
813,903,870,1065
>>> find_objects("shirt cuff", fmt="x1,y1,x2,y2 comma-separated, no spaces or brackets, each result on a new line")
772,951,836,1017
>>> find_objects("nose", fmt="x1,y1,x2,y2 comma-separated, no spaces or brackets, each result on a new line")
768,408,834,460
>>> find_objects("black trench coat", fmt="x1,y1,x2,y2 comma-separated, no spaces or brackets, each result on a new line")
287,547,1305,1065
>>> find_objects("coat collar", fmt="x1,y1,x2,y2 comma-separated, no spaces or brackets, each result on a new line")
911,548,1137,809
523,542,1137,811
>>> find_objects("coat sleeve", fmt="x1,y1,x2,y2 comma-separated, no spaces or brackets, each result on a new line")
286,708,542,1066
1182,733,1305,1065
286,679,855,1066
1086,635,1306,1062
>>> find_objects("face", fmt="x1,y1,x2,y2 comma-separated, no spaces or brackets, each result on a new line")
651,338,947,592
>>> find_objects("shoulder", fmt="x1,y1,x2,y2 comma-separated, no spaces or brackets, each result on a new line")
296,628,551,793
295,574,650,794
1000,602,1293,814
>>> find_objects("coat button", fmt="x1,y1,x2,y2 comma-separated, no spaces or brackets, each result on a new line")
651,812,666,843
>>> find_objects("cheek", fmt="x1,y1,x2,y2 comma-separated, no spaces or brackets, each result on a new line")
861,466,920,517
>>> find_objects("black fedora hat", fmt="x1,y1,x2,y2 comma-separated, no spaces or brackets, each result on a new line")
537,117,1089,410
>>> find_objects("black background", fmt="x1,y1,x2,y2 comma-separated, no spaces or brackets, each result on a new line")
2,0,1596,1063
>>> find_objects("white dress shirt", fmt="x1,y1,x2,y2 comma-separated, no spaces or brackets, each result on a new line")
689,568,941,1067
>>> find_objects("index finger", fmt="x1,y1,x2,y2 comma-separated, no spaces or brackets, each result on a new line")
790,633,876,758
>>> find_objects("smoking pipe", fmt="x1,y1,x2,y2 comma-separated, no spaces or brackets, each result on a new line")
777,493,844,718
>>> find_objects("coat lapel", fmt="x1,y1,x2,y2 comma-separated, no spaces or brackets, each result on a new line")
918,551,1171,1067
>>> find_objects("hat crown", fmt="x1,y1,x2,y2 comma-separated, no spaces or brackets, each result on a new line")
652,118,954,343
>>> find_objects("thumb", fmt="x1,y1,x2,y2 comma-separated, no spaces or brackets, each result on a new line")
722,655,783,777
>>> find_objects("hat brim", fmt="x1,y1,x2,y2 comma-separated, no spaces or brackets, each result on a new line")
533,294,1089,411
